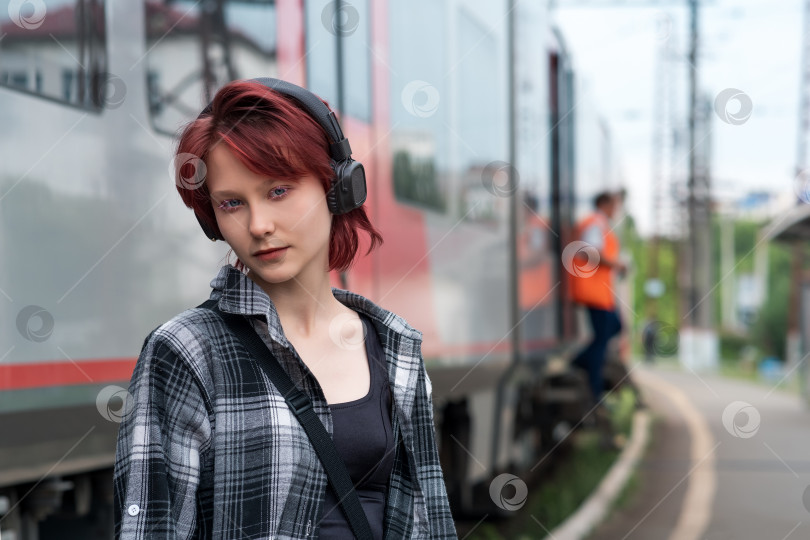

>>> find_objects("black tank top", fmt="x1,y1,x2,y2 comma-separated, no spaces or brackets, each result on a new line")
318,313,395,540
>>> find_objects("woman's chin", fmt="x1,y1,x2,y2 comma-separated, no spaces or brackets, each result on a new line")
247,266,299,286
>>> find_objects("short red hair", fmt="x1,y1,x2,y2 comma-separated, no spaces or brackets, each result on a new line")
173,79,382,273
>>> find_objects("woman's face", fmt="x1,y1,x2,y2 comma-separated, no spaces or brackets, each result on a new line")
205,143,332,287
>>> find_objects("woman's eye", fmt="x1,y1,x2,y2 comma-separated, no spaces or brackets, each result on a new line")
217,199,241,212
216,187,288,212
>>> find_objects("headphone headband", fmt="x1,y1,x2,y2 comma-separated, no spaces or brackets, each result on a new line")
192,77,367,241
200,77,353,162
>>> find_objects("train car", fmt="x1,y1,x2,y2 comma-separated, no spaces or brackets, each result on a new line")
0,0,620,536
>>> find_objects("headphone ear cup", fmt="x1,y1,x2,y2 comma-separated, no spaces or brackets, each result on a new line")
195,211,222,241
345,161,367,209
328,160,366,215
327,160,341,214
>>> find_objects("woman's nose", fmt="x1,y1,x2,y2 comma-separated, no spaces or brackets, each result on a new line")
248,208,276,237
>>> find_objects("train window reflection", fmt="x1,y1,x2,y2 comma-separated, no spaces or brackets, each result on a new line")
305,0,339,112
389,0,508,217
340,0,371,122
304,0,371,122
0,0,107,110
389,0,447,213
145,0,278,134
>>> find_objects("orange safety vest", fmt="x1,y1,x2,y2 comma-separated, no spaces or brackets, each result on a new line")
569,212,619,310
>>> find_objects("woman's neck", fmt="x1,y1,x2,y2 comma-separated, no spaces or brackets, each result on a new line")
249,266,346,338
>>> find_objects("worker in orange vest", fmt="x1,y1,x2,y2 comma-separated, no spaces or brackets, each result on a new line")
569,191,626,405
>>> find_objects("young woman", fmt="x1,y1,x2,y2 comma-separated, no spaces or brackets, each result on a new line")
113,78,458,539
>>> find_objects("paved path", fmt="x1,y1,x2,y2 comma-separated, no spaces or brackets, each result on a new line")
591,365,810,540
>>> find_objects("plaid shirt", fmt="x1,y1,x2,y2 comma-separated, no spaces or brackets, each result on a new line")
113,264,458,539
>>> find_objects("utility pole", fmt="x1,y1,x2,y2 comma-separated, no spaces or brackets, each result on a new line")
647,11,677,319
679,0,718,370
787,0,810,371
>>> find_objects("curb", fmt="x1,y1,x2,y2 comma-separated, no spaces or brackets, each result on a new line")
542,408,652,540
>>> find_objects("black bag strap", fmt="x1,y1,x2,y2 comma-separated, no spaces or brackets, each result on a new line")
197,299,374,540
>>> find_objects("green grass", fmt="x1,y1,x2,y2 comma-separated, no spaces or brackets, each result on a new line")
463,387,639,539
718,358,802,396
638,354,802,398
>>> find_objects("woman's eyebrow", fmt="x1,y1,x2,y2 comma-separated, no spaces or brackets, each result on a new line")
210,189,241,199
210,178,278,199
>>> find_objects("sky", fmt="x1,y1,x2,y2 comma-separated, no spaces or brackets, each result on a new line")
555,0,804,237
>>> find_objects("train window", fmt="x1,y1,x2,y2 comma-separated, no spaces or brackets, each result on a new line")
305,0,339,111
389,1,508,216
304,0,371,122
388,0,447,213
340,0,371,122
145,0,278,134
0,0,107,110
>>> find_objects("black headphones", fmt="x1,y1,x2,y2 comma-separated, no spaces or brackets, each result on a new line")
192,77,367,241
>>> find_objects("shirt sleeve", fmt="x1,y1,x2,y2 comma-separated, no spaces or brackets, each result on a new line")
581,223,604,250
412,360,459,539
113,330,212,540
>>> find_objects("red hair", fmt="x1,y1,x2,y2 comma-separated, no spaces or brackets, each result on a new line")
173,80,383,273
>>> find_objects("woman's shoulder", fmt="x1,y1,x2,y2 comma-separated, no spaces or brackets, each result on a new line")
131,300,230,401
138,298,231,373
148,299,225,342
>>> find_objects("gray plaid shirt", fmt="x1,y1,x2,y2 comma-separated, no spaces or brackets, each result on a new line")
113,264,458,539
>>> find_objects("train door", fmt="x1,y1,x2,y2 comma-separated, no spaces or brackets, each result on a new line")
549,46,578,343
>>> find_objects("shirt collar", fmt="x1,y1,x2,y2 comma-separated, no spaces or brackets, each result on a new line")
208,264,423,342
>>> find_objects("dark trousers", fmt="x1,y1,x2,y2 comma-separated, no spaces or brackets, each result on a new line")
572,307,623,403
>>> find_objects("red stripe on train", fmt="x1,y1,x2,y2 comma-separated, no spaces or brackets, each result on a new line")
0,359,137,391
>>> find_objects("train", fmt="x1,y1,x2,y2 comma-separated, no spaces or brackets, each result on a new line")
0,0,625,537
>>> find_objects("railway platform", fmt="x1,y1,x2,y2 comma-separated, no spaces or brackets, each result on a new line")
592,364,810,540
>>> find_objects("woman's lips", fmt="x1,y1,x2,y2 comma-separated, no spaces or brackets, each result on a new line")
255,247,288,261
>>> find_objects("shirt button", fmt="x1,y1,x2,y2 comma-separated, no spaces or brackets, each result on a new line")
127,504,140,516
